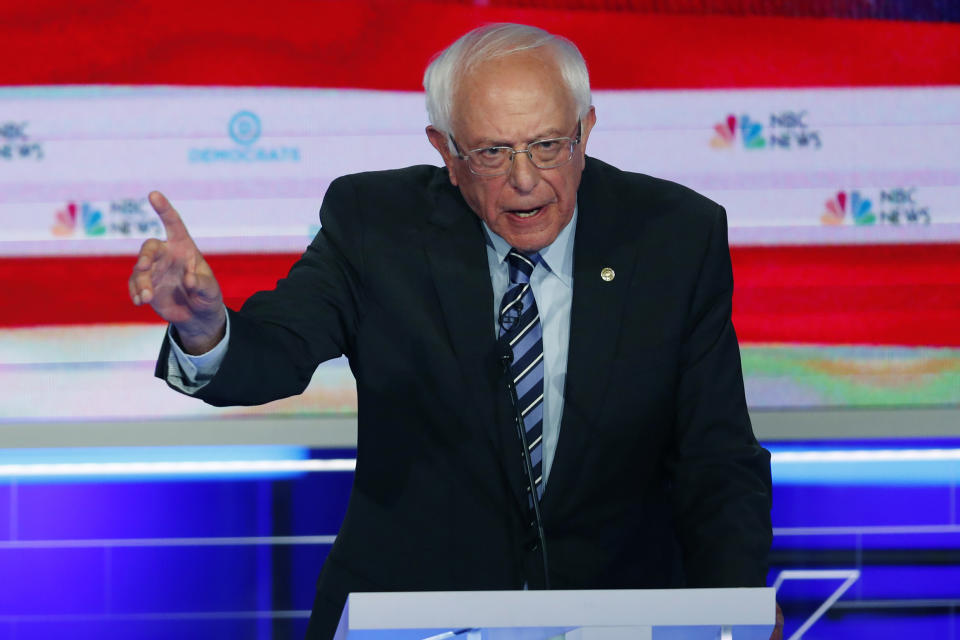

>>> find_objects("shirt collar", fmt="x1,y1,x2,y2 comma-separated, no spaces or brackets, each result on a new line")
482,205,577,288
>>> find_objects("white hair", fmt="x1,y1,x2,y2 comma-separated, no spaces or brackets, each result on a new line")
423,23,592,138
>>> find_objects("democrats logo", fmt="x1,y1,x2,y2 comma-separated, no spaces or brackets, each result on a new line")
229,111,261,145
0,121,44,161
189,110,300,163
711,111,822,150
52,202,106,237
820,188,930,226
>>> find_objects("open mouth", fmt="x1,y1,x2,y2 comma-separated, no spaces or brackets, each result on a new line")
509,207,542,218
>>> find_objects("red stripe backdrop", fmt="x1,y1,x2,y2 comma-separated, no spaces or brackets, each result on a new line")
4,1,959,88
3,245,959,346
3,0,959,347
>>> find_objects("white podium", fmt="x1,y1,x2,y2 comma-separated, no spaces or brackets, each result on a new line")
334,588,775,640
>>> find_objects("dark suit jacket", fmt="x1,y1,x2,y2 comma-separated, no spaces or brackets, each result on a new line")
158,156,772,639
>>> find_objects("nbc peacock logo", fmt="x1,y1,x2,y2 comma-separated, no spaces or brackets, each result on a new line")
52,202,107,237
710,114,766,150
820,191,876,226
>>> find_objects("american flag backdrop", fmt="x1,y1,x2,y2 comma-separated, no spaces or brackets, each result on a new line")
1,0,959,426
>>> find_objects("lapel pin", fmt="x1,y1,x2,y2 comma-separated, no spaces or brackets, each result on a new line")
600,267,615,282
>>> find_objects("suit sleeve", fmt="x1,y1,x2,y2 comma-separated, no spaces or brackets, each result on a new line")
670,205,772,587
155,175,365,407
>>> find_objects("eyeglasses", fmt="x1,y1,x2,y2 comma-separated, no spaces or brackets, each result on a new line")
450,120,582,177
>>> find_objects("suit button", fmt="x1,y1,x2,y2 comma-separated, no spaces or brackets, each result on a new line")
525,539,539,552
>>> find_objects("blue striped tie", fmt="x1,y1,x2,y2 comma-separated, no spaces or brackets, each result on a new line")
498,249,545,507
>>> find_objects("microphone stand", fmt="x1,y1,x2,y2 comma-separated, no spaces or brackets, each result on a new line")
499,344,551,590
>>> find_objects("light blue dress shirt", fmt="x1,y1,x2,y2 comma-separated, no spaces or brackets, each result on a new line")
481,208,576,487
169,208,578,487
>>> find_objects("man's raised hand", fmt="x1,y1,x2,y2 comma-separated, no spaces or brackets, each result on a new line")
129,191,226,354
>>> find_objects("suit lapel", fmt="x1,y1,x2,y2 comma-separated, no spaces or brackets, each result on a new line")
422,179,494,376
543,159,642,511
421,176,530,512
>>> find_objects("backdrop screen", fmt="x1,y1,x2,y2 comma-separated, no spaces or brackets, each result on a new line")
1,1,958,425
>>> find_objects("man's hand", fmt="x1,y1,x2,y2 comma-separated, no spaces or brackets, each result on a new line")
128,191,226,354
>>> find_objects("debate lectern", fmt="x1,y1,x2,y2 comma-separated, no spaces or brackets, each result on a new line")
334,588,775,639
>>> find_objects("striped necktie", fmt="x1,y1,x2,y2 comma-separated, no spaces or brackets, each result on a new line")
498,249,545,506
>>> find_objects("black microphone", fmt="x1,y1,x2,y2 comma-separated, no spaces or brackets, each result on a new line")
498,301,523,333
498,339,514,368
497,338,550,590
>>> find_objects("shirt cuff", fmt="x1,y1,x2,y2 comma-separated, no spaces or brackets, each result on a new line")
165,311,230,393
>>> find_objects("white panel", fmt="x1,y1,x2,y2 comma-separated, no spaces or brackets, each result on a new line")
1,85,958,255
0,325,357,421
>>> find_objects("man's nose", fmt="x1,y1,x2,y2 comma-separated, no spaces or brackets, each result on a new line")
508,150,540,192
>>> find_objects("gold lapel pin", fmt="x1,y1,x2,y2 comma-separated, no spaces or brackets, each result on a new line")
600,267,615,282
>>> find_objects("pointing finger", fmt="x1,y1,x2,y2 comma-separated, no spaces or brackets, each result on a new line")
148,191,192,245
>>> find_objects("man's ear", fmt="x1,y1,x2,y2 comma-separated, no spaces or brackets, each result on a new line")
426,125,459,186
580,106,597,150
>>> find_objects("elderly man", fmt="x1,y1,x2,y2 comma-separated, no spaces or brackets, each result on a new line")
130,23,774,640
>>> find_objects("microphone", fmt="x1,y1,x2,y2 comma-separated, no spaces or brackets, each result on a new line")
498,301,523,333
497,337,551,590
498,339,514,368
